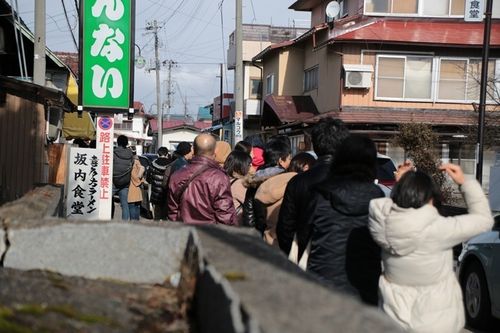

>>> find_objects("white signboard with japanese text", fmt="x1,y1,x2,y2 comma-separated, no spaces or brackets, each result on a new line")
234,110,243,144
96,115,115,220
465,0,484,22
66,148,100,219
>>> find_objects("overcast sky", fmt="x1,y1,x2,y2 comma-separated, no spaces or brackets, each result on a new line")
16,0,310,117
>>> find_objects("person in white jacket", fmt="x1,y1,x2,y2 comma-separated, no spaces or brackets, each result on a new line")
369,163,493,333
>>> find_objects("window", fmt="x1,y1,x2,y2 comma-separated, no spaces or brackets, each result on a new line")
365,0,465,16
375,55,432,100
304,66,319,92
375,55,499,102
115,121,132,130
249,78,261,99
266,74,275,95
438,58,496,102
365,0,417,14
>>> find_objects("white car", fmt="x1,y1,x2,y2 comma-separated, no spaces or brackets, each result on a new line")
458,214,500,329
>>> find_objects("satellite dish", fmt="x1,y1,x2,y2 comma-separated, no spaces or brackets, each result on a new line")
325,1,340,22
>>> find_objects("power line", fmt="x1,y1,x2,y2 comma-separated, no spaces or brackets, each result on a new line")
249,0,257,23
61,0,78,51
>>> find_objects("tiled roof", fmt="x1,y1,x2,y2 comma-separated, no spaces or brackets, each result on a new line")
262,95,319,126
334,19,500,47
306,107,478,126
149,118,212,132
53,52,79,76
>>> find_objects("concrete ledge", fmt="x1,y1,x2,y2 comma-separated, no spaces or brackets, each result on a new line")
190,226,401,333
0,184,63,229
5,222,190,284
1,214,401,332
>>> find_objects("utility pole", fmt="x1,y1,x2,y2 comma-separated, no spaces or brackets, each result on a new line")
33,0,46,85
220,63,223,123
234,0,244,144
165,60,175,122
476,0,493,184
146,20,162,149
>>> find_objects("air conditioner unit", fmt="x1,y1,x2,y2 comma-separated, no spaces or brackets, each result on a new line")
343,64,373,89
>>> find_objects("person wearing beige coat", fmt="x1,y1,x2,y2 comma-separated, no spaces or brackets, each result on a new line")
128,157,145,220
368,164,494,332
255,171,297,246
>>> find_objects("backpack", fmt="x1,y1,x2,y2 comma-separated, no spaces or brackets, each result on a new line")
113,158,132,188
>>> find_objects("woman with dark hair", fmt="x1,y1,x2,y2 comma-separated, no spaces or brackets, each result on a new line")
305,135,385,305
369,164,493,332
224,151,252,225
234,141,252,155
288,152,316,173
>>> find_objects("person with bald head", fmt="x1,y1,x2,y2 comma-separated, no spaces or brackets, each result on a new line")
167,133,237,225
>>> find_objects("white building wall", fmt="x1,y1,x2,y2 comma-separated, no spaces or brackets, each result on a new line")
161,129,200,151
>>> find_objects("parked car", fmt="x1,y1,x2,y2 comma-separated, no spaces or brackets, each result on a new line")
458,214,500,329
376,153,397,187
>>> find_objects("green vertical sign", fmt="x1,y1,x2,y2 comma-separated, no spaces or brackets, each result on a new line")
79,0,135,111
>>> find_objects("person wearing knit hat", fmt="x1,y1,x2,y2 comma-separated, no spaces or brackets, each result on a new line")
214,141,232,167
171,142,193,174
250,147,265,173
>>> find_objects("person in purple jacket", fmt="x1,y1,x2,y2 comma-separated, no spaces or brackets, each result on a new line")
167,133,237,225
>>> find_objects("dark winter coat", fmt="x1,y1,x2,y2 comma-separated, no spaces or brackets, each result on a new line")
277,155,334,257
167,156,237,225
306,176,384,306
170,154,188,174
148,156,174,204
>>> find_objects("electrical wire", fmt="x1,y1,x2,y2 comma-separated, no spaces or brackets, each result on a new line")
249,0,257,24
61,0,78,51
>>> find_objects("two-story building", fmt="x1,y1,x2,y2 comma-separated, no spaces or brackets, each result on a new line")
253,0,500,186
226,24,308,141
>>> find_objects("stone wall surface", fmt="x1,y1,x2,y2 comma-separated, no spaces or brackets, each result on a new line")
192,226,402,333
0,185,402,333
4,222,190,284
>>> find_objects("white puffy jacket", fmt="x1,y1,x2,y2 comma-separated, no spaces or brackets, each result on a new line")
369,179,493,333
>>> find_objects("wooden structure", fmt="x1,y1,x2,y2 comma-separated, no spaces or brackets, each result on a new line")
0,76,74,204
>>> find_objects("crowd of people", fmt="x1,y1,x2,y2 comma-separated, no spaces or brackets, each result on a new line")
111,117,494,332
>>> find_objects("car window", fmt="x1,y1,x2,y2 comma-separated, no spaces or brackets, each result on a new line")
493,215,500,231
376,158,396,181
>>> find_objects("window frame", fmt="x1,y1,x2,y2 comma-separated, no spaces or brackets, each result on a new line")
249,77,262,99
374,54,434,102
374,54,499,103
266,74,275,96
436,57,498,103
364,0,466,18
304,65,319,92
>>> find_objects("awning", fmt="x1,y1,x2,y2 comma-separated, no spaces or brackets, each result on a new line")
262,95,319,127
63,111,96,140
62,74,96,140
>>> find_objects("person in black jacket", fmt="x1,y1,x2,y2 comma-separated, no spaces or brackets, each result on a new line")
306,135,384,306
148,146,174,220
113,135,134,220
277,118,349,259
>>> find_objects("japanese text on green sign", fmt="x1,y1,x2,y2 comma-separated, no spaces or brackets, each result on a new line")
80,0,134,110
